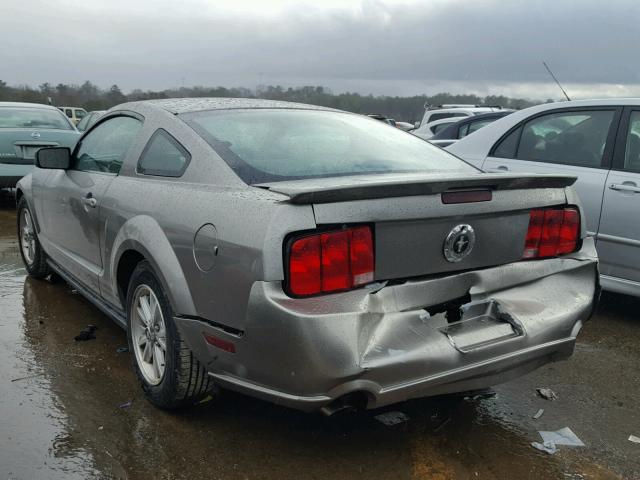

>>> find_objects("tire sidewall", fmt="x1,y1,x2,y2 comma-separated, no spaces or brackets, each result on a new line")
126,262,180,406
17,197,47,278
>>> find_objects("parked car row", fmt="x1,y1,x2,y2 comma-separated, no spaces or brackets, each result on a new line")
412,104,509,140
4,94,638,415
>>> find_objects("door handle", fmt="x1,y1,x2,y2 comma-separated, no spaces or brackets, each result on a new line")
609,183,640,193
82,194,98,208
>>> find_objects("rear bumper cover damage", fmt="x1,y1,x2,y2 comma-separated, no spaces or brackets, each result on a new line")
176,238,598,411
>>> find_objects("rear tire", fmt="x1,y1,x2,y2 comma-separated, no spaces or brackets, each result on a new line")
126,261,212,409
17,197,50,279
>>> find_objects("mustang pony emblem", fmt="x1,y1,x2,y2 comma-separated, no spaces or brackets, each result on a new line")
443,224,475,262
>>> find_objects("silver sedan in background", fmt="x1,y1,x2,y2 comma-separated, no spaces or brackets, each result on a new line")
16,98,598,413
448,99,640,297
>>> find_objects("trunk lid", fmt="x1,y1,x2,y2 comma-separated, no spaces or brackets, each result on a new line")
0,129,81,164
261,172,575,281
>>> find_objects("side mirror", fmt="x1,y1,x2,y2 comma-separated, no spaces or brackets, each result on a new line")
35,147,71,169
414,121,421,128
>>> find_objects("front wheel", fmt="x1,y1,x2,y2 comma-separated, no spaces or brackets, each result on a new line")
17,197,50,279
126,261,212,408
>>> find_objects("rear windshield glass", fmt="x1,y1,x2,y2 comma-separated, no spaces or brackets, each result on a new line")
182,109,477,184
0,107,73,130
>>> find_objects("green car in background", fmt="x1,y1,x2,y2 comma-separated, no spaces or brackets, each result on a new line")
0,102,81,188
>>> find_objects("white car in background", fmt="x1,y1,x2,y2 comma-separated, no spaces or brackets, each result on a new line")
412,104,505,137
447,99,640,297
413,117,464,140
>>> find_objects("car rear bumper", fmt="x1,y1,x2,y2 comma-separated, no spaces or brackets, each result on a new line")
175,237,599,412
0,164,33,188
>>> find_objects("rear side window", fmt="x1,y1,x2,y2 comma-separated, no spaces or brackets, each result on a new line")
623,111,640,172
493,127,521,158
429,112,467,122
0,107,72,130
74,116,143,174
493,110,614,167
432,122,453,134
467,119,494,135
183,109,477,184
137,129,191,177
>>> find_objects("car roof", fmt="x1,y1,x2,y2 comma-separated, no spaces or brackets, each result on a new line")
0,101,61,110
119,97,342,115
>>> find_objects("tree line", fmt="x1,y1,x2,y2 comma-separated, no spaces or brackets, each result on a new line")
0,80,544,122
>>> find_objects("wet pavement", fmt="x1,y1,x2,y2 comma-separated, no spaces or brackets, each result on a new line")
0,192,638,480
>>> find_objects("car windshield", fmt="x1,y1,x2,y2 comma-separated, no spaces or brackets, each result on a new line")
183,109,477,184
0,107,73,130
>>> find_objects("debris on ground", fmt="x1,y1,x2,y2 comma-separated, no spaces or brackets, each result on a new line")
538,427,585,447
463,388,497,401
536,387,558,400
531,441,558,455
74,325,97,341
533,408,545,419
196,394,214,405
116,346,128,353
433,417,452,433
562,473,586,479
98,426,104,431
11,372,45,382
629,435,640,444
118,401,133,409
374,411,409,426
472,389,497,400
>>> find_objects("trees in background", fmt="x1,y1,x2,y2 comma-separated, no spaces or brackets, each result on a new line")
0,80,540,122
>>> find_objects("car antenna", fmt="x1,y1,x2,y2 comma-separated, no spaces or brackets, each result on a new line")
542,61,571,101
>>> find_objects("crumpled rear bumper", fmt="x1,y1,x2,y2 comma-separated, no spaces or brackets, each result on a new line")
176,237,598,411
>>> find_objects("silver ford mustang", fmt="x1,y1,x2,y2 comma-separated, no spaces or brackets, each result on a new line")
16,98,598,413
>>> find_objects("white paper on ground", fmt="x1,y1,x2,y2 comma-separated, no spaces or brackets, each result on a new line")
531,441,557,455
629,434,640,444
538,427,585,447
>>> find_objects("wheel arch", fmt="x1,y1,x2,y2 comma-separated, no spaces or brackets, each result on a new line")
15,176,42,233
110,215,197,317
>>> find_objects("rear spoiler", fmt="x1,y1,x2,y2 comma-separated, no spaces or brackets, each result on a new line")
256,173,577,205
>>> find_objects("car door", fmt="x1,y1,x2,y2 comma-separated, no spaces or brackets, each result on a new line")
482,107,621,235
597,107,640,289
35,115,143,293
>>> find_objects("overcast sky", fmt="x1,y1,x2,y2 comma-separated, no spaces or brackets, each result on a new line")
2,0,639,100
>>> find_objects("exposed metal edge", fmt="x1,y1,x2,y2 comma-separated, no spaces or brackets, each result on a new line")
262,174,577,204
47,260,127,329
209,372,331,411
174,314,244,337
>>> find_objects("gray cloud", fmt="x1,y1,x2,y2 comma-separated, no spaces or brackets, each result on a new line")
2,0,639,99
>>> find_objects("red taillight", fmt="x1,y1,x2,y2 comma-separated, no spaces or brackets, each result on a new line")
523,207,580,259
288,226,374,296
